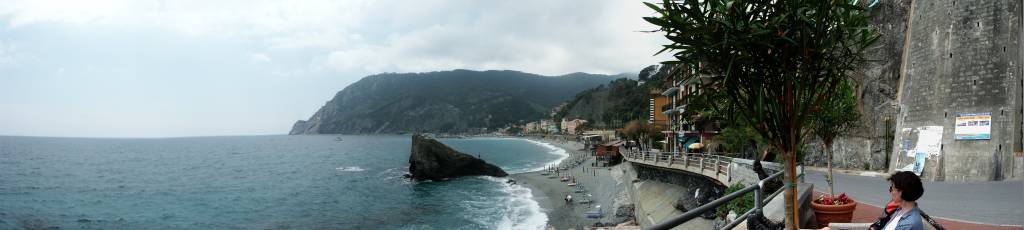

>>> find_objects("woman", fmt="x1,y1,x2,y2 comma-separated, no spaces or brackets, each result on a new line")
878,171,926,230
825,171,939,230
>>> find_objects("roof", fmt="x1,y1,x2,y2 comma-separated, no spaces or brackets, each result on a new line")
601,140,624,146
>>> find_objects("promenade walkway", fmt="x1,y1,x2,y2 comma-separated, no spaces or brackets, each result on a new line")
621,150,788,187
804,168,1024,228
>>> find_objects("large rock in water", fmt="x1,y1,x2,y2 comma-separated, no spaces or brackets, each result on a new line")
408,134,508,181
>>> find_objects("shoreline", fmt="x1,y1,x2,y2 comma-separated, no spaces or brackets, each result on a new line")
512,136,635,230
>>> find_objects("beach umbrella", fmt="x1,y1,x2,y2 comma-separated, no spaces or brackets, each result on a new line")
688,143,704,150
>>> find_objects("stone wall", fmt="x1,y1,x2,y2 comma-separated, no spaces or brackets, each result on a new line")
803,0,912,171
633,163,726,191
890,0,1023,182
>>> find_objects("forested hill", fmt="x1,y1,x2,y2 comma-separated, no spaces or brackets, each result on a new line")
290,69,627,134
553,65,674,128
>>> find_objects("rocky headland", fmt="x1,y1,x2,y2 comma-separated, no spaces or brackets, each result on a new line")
407,134,508,181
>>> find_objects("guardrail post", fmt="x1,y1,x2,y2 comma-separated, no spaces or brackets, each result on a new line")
727,161,732,182
714,156,720,175
746,208,762,230
754,181,764,211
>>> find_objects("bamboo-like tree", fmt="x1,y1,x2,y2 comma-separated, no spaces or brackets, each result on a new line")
812,80,861,197
644,0,878,229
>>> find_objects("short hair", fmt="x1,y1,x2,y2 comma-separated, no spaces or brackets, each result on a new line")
888,171,924,201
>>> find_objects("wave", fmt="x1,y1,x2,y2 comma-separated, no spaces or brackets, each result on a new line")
379,167,415,184
520,139,569,173
482,176,548,230
335,166,366,172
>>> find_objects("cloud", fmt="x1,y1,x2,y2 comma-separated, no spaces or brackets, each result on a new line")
0,0,672,137
0,0,369,46
249,53,272,63
322,1,667,75
0,0,667,76
0,40,17,66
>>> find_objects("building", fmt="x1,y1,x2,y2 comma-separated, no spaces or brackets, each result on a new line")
596,140,624,166
524,122,539,134
648,89,670,128
539,119,558,134
583,130,616,145
659,65,711,153
561,119,588,135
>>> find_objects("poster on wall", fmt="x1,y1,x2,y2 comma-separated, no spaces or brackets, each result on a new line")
898,126,943,175
908,126,943,157
955,113,992,140
912,151,927,176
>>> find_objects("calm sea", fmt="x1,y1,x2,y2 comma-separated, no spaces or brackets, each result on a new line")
0,135,567,229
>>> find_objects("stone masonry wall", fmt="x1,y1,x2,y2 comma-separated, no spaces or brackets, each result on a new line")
891,0,1023,182
804,0,912,171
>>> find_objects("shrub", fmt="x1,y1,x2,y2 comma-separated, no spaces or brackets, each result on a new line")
716,182,754,219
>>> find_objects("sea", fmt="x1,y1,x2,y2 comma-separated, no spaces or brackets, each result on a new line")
0,135,568,230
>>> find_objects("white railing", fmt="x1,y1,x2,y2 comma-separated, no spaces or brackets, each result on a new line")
622,149,801,230
622,150,734,176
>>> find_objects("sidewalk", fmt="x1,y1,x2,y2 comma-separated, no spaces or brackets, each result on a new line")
812,191,1022,230
803,167,1024,228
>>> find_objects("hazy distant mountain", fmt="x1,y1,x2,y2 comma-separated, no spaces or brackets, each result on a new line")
290,69,627,134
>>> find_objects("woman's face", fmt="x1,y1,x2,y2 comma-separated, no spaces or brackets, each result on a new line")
889,183,903,202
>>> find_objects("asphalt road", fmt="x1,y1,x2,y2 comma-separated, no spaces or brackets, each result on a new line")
803,170,1024,226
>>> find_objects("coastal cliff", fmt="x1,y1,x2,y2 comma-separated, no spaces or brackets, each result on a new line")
408,134,507,181
290,69,625,134
552,64,672,127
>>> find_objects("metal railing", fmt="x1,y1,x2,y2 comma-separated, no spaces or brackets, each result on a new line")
649,170,785,230
620,149,802,230
623,150,734,176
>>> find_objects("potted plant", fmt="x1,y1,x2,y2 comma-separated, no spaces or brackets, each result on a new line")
809,80,861,228
812,192,857,228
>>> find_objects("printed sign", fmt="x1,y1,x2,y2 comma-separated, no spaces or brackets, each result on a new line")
955,113,992,140
912,151,927,176
908,126,943,157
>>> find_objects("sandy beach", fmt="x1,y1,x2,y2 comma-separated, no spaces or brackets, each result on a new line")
511,136,635,230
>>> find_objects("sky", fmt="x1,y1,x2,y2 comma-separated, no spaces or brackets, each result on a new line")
0,0,668,138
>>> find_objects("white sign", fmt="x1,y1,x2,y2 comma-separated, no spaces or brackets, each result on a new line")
954,113,992,140
907,126,943,157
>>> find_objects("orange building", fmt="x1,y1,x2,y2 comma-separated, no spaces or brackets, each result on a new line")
648,89,670,127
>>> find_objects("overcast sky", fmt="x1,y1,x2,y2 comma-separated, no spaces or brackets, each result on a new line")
0,0,668,138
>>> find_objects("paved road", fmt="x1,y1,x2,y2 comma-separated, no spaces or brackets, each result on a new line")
803,170,1024,226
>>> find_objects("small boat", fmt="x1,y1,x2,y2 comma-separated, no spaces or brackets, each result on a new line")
585,206,604,218
334,137,344,141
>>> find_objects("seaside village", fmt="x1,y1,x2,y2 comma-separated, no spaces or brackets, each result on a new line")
504,71,707,158
484,60,1023,230
488,65,760,230
461,1,1024,229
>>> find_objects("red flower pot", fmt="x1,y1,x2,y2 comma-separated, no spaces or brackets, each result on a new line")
811,198,857,228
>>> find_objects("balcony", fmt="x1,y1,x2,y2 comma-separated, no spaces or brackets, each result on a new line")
661,87,679,96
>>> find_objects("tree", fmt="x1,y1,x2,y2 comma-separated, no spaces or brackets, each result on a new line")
811,80,861,197
575,121,591,135
644,0,878,229
619,120,662,150
719,125,764,158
